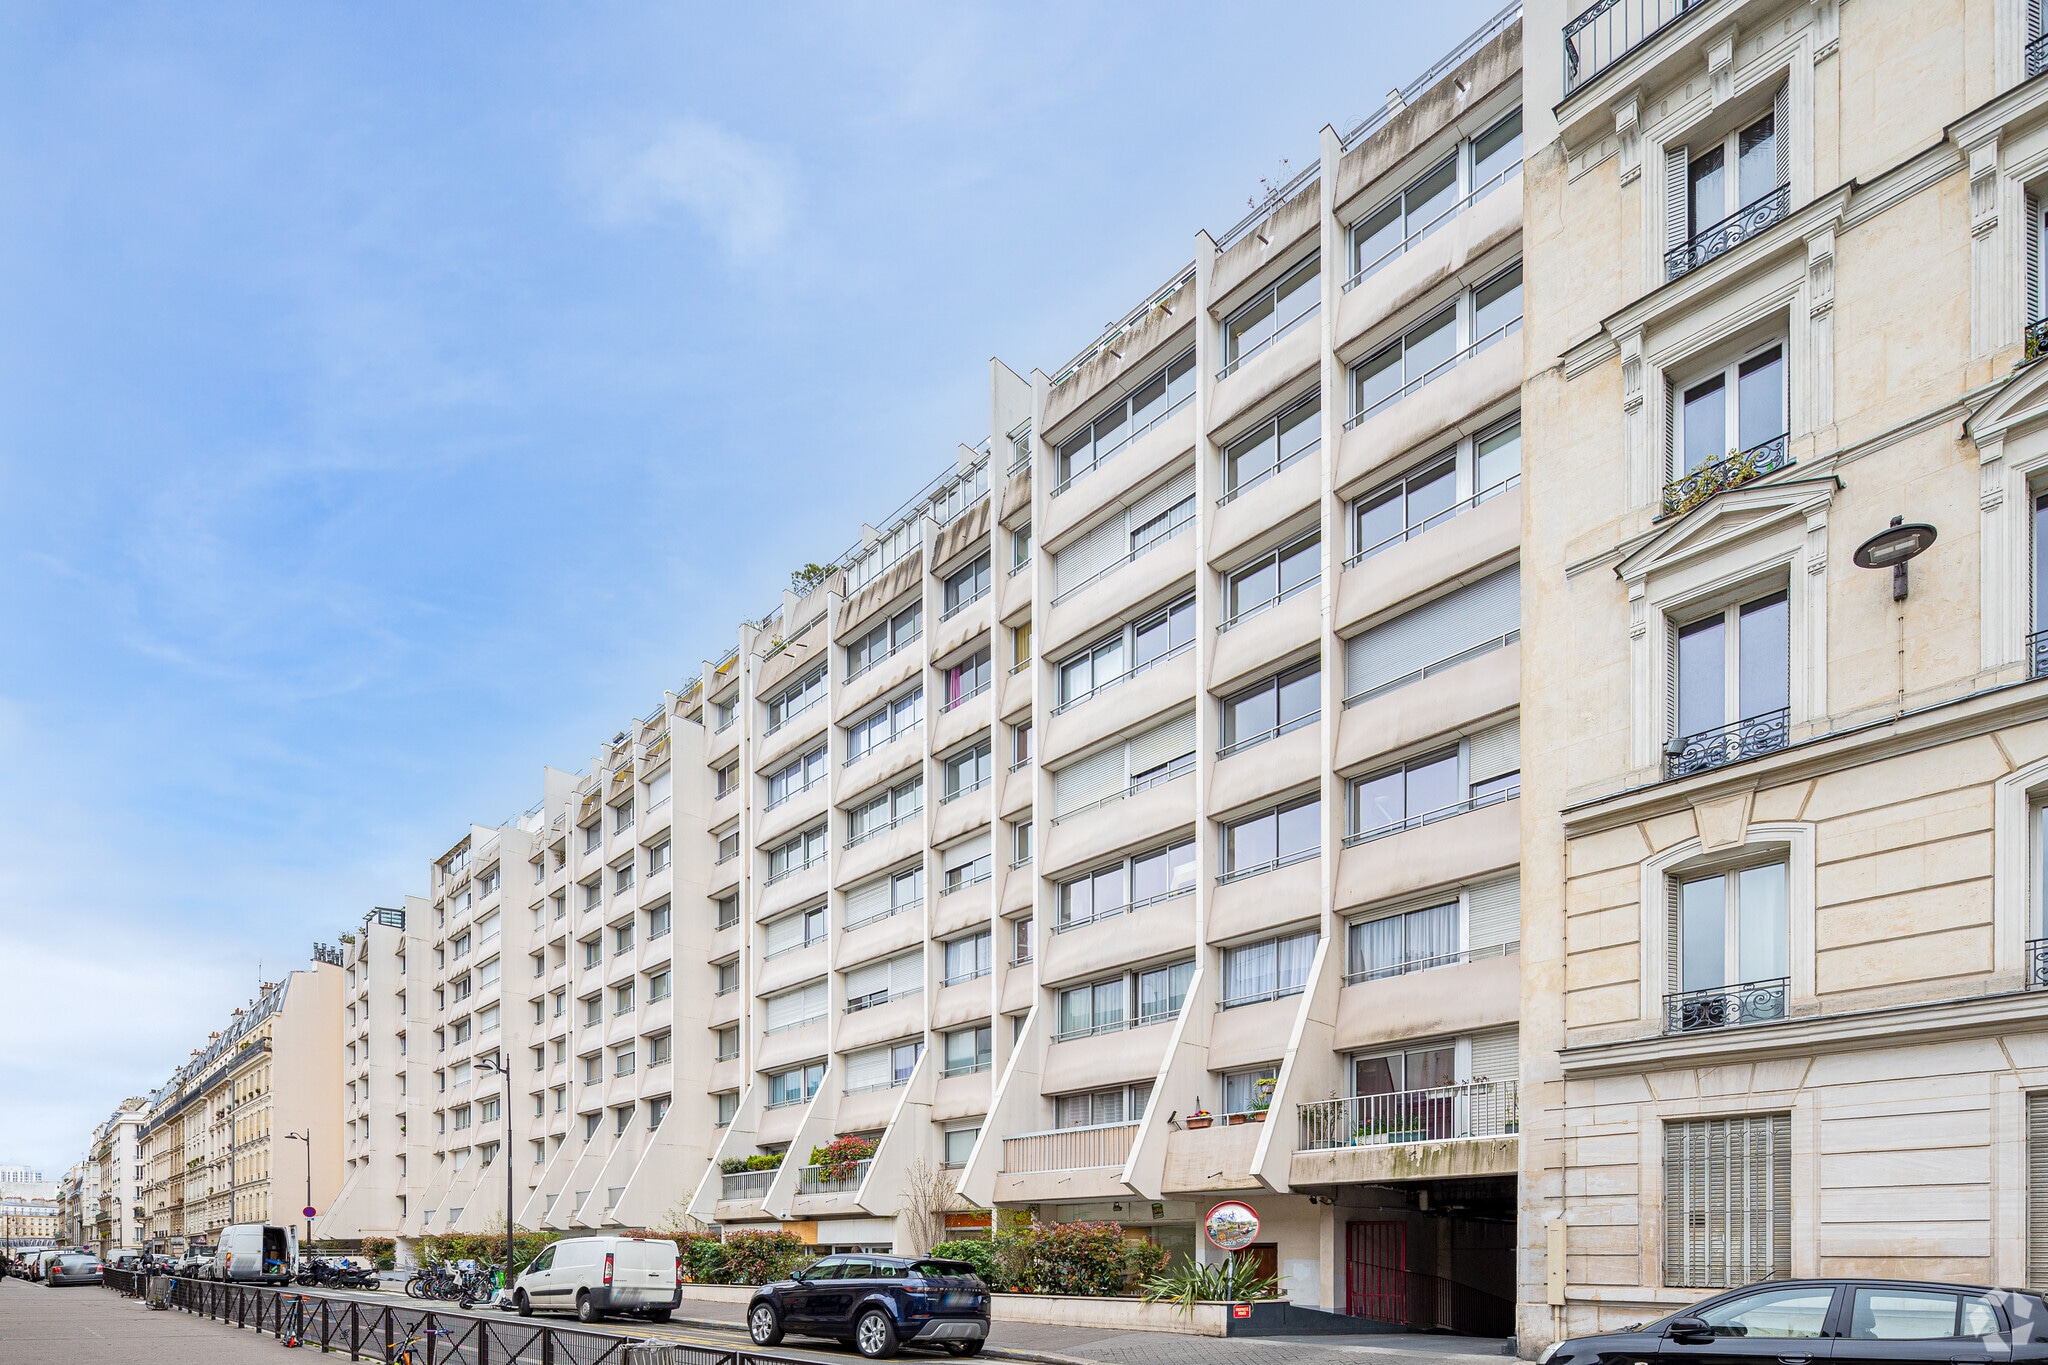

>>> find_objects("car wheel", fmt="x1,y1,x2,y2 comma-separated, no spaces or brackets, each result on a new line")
576,1291,602,1324
647,1308,672,1323
944,1342,985,1357
749,1302,785,1346
515,1290,532,1318
855,1309,900,1360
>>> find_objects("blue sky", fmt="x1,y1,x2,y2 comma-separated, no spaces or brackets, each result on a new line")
0,1,1504,1179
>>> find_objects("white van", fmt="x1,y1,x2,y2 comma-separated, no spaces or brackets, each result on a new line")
511,1236,679,1324
214,1223,298,1285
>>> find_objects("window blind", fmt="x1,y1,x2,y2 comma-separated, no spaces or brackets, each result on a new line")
1127,467,1197,534
942,835,991,872
844,1046,891,1092
647,770,672,806
1469,718,1521,782
846,951,924,1000
765,912,807,956
1467,1026,1518,1084
1663,1113,1792,1289
1344,565,1520,701
1665,145,1690,251
844,877,892,924
1052,518,1127,598
1128,712,1196,774
1052,748,1126,817
764,981,826,1031
1466,875,1521,952
2028,1092,2048,1288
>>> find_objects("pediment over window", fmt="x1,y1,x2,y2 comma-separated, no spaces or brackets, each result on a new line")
1615,474,1839,587
1966,359,2048,448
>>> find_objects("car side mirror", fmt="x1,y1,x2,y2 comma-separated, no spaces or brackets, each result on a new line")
792,1269,809,1284
1666,1318,1712,1343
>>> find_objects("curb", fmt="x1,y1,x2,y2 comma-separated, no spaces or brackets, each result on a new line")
666,1311,1099,1365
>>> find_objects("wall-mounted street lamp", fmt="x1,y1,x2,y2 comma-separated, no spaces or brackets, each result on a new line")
1852,515,1938,601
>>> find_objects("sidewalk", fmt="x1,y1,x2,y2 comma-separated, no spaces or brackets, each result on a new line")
0,1281,287,1365
672,1291,1513,1365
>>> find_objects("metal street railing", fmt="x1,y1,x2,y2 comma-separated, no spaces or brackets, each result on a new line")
1297,1079,1520,1151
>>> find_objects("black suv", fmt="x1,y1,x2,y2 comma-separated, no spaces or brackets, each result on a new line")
747,1255,990,1359
1541,1279,2048,1365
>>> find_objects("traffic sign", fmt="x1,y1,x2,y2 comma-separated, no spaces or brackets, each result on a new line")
303,1207,317,1219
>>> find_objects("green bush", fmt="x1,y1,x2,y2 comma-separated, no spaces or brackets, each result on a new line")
926,1240,998,1281
989,1222,1164,1296
361,1238,395,1272
415,1229,562,1277
718,1154,785,1174
716,1230,812,1285
683,1235,729,1285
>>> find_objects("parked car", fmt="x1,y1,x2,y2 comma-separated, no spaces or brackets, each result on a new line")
45,1253,103,1287
747,1255,990,1359
1538,1279,2048,1365
215,1224,297,1285
510,1236,680,1324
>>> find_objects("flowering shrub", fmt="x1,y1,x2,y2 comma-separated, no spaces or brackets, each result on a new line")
808,1134,878,1182
934,1223,1169,1295
716,1230,812,1285
718,1153,784,1174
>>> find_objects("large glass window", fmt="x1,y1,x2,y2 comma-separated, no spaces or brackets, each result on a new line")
767,1063,825,1107
1348,111,1521,286
1057,978,1127,1039
1136,961,1195,1024
1219,662,1319,755
942,933,992,985
1347,902,1459,982
943,554,992,617
1349,416,1521,566
1223,535,1321,627
847,689,923,763
1670,590,1789,766
943,1026,993,1076
1350,262,1522,424
845,603,921,679
1055,597,1194,707
767,746,828,809
1053,1083,1152,1128
766,664,827,733
1055,348,1196,489
1349,750,1460,840
1675,862,1789,995
1221,931,1318,1006
1221,392,1321,501
943,649,992,710
847,777,921,845
1221,798,1321,878
1688,111,1779,242
1222,1065,1279,1116
1677,344,1786,476
1221,257,1320,376
767,825,827,880
943,741,993,799
1056,840,1196,930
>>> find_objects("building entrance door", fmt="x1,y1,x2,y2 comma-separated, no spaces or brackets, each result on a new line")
1345,1221,1407,1323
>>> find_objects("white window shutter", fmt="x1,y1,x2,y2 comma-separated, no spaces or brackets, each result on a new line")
1466,875,1521,951
1344,565,1520,701
1052,747,1127,816
765,981,824,1031
2028,193,2042,327
941,835,991,871
844,877,892,924
648,770,672,806
1468,718,1521,783
888,951,926,997
1772,86,1789,192
1125,466,1197,529
1665,145,1690,251
1126,712,1196,775
844,959,888,999
844,1046,890,1092
1052,518,1128,598
1467,1026,1518,1084
765,913,805,956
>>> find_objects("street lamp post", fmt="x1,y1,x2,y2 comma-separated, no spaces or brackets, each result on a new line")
474,1053,515,1301
282,1130,312,1265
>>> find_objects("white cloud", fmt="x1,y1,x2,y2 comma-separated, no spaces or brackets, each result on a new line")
591,118,797,261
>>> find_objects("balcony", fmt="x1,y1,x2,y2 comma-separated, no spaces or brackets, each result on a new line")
1661,433,1791,519
797,1160,872,1195
1666,185,1791,281
1664,707,1789,780
2027,938,2048,987
2033,32,2048,79
1002,1121,1137,1174
1296,1080,1519,1151
1344,940,1519,986
1344,782,1520,849
2029,318,2048,363
1563,0,1708,97
720,1170,776,1202
1664,977,1788,1033
1346,318,1521,431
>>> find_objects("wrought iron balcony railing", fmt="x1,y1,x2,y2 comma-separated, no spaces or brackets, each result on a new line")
1297,1080,1519,1151
1665,976,1788,1033
2027,317,2048,363
2031,31,2048,79
2032,630,2048,681
1667,184,1791,280
2028,937,2048,988
1665,706,1790,779
1662,432,1792,518
1565,0,1709,96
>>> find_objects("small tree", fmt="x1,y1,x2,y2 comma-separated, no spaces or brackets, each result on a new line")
901,1157,963,1255
789,563,839,596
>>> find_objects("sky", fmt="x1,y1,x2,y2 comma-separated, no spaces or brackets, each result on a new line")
0,0,1506,1180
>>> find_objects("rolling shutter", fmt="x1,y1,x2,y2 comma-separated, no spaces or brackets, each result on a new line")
942,835,991,871
844,958,889,1000
1053,518,1127,598
889,951,926,997
764,981,826,1031
1466,875,1521,952
2034,0,2044,41
844,877,892,925
1665,146,1690,252
844,1046,891,1092
1127,712,1196,775
1052,747,1126,817
1344,565,1520,702
648,770,672,807
1663,1113,1792,1289
2028,1092,2048,1288
1468,718,1521,782
765,913,807,956
1467,1026,1519,1084
1126,467,1197,541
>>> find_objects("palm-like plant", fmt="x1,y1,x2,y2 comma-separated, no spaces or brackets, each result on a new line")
1140,1253,1280,1313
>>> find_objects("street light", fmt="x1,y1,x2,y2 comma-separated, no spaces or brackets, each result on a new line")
473,1052,515,1304
1852,515,1938,601
282,1130,312,1265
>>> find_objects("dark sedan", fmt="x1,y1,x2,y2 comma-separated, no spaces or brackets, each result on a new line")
748,1255,990,1359
1541,1279,2048,1365
45,1253,103,1287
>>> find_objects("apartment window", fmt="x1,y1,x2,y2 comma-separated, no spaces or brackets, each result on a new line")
1010,916,1033,964
614,1046,636,1076
1348,749,1464,842
848,776,922,845
714,761,739,799
714,1026,739,1061
647,767,672,809
1664,1114,1792,1287
847,866,924,928
1351,416,1521,565
551,891,566,920
553,1085,566,1111
714,960,739,995
1344,564,1520,705
648,969,670,1002
847,689,923,763
451,1104,472,1131
766,904,828,957
1137,961,1195,1025
643,1031,669,1067
943,649,993,710
1350,262,1522,425
1221,391,1320,502
943,741,993,800
767,1063,825,1107
582,1112,601,1140
479,866,501,898
1223,534,1320,629
452,975,472,1003
1669,861,1789,1031
1221,931,1318,1007
1010,820,1033,867
767,664,828,733
1222,1065,1278,1117
584,823,602,854
942,933,993,986
477,1002,500,1033
711,695,736,731
1673,343,1787,483
1668,104,1786,280
1349,109,1521,286
582,994,601,1027
715,1091,739,1126
1221,256,1319,377
646,1094,670,1130
1347,902,1459,982
1221,799,1320,880
767,745,829,808
715,894,739,930
1057,977,1126,1040
1056,597,1195,708
581,938,600,969
1054,1083,1152,1128
610,1105,631,1136
1012,622,1033,671
647,903,670,939
942,1125,980,1168
1012,523,1032,569
1050,472,1195,601
581,878,602,911
845,603,921,680
1056,346,1196,488
613,925,634,959
942,840,992,894
1011,721,1033,770
942,553,992,618
1669,590,1790,777
613,800,634,834
1057,839,1196,930
1220,662,1319,756
552,990,566,1018
582,1052,602,1083
453,931,472,959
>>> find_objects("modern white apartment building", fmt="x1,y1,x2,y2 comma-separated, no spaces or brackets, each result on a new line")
90,1099,150,1255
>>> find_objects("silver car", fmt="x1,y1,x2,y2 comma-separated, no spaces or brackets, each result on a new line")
46,1253,103,1287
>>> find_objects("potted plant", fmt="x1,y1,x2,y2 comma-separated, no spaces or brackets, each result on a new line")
1249,1077,1275,1123
1184,1105,1213,1131
1226,1112,1248,1125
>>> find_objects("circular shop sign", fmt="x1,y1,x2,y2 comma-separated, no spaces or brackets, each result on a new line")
1204,1200,1260,1251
